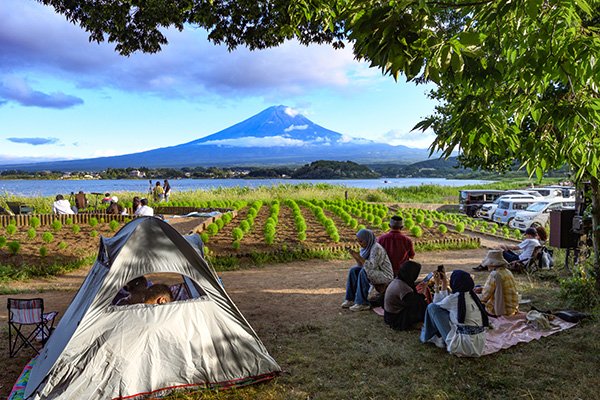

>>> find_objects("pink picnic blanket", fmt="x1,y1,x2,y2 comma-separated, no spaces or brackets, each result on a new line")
372,308,577,355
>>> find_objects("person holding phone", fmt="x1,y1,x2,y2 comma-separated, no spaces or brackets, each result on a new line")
341,229,393,311
420,270,489,357
383,261,427,330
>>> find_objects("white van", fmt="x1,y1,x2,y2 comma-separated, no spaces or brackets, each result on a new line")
511,198,576,231
492,198,538,225
477,194,540,220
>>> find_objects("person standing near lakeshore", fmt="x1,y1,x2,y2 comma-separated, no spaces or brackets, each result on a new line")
163,179,171,202
153,181,164,202
378,216,415,277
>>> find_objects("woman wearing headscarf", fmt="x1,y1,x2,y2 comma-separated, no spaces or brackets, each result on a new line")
342,229,393,312
383,261,427,330
420,269,489,357
163,179,172,202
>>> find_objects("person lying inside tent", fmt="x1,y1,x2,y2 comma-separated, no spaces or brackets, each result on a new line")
475,250,519,316
144,284,174,305
113,276,151,305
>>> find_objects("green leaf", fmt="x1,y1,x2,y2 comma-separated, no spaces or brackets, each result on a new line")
458,32,485,46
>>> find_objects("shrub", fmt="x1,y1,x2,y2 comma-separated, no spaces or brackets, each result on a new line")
51,220,63,232
72,224,81,234
215,219,225,229
109,220,120,231
298,232,307,241
200,232,209,244
42,232,54,243
404,219,414,230
415,214,425,224
65,217,73,225
39,246,48,257
232,240,241,250
424,218,434,228
438,224,448,234
58,241,68,250
206,223,219,235
99,217,105,224
90,230,98,238
455,222,465,233
7,241,20,255
6,224,17,236
232,228,244,241
559,265,599,310
29,216,41,228
27,228,36,240
89,217,99,227
410,226,423,238
239,220,250,233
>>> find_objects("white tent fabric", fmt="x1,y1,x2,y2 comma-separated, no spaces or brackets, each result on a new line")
24,217,281,399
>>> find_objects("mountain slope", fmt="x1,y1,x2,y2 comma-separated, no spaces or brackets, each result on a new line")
0,105,435,171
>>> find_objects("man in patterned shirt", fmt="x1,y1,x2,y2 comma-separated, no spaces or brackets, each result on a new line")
477,250,519,316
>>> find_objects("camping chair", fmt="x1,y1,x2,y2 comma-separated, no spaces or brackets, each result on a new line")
7,298,58,358
508,246,544,273
74,192,88,211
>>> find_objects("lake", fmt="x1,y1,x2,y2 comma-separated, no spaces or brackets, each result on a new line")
0,178,493,197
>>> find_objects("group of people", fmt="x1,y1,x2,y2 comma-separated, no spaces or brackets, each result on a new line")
342,216,527,357
150,180,171,203
113,276,174,306
52,193,156,216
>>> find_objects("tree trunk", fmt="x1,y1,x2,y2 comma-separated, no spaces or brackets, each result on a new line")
589,177,600,293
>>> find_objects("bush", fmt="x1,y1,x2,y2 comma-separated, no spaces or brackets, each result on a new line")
232,228,244,241
42,232,54,243
29,216,41,228
6,224,17,236
239,220,250,233
65,217,73,225
90,230,98,238
232,240,241,250
27,228,36,240
455,222,465,233
39,246,48,257
58,241,68,250
404,219,414,230
410,226,423,238
415,214,425,224
206,223,219,235
298,232,307,241
438,224,448,234
51,220,63,232
89,217,99,227
109,220,120,231
200,232,210,244
72,224,81,234
559,265,599,310
424,218,434,228
7,241,20,255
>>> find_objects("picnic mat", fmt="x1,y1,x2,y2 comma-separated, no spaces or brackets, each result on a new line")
371,308,577,355
8,356,37,400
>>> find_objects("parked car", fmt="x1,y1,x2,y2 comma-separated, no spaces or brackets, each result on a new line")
529,186,574,198
492,198,538,225
477,194,540,220
459,190,506,217
511,198,576,231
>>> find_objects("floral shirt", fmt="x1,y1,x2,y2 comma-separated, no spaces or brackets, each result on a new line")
363,243,394,285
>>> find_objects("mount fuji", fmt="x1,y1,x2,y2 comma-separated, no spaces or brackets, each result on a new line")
1,106,436,171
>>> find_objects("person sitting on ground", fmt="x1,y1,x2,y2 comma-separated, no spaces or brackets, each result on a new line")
420,269,489,357
476,250,519,316
101,192,112,205
52,194,75,215
500,227,541,264
377,216,415,277
114,276,150,305
105,196,124,215
384,261,427,330
144,284,174,305
134,198,154,216
342,229,394,312
153,181,164,202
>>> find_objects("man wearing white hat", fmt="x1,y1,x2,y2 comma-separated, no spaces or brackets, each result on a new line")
477,250,519,316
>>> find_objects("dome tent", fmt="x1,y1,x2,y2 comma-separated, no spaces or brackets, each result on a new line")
23,217,280,399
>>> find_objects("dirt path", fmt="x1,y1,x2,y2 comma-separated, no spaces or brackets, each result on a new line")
0,244,501,397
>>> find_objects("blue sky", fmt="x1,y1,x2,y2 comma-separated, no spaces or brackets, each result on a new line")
0,0,438,165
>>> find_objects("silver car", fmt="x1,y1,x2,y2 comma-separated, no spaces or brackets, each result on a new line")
492,198,538,225
511,199,576,231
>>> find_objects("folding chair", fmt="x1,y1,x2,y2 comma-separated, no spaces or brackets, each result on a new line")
7,298,58,357
508,246,543,273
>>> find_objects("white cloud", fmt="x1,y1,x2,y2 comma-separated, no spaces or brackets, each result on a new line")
284,107,300,117
197,136,307,147
379,129,437,149
284,124,308,132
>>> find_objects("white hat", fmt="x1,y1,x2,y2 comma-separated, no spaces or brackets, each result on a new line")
481,250,509,267
111,196,119,203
